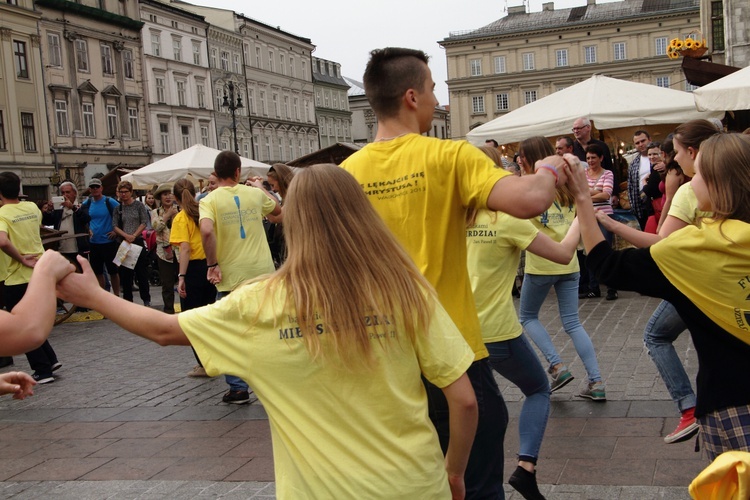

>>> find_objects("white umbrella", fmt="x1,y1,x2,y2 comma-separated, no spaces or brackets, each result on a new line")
122,144,271,189
693,65,750,112
466,74,724,145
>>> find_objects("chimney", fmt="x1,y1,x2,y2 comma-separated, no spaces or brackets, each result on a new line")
542,2,554,11
508,5,526,15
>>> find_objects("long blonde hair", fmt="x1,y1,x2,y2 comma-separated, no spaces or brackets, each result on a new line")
268,163,434,368
698,133,750,225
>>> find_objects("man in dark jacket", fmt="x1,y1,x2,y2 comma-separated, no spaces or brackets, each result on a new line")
53,181,90,265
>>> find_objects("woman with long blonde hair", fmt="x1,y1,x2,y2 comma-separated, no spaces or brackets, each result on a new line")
568,133,750,459
58,164,478,499
517,136,606,401
170,178,216,378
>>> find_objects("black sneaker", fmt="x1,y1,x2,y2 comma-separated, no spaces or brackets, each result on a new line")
51,362,62,372
222,390,250,404
606,289,618,301
32,373,55,384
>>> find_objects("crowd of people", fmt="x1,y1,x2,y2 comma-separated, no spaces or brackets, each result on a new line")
1,46,750,499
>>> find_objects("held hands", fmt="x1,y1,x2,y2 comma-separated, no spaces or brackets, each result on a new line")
124,234,136,244
594,210,618,230
560,153,589,199
56,256,103,309
246,176,264,189
534,155,569,187
0,372,36,400
35,250,76,281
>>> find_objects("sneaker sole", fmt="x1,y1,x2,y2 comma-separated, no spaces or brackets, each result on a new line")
51,362,62,372
578,392,606,402
550,374,574,393
34,377,55,385
664,422,700,444
223,399,251,405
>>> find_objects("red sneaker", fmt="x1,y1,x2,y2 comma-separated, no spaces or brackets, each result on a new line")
664,407,699,444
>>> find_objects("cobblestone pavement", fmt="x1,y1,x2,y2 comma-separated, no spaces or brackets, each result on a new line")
0,287,702,498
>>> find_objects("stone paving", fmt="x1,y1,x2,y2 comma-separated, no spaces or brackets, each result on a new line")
0,287,702,498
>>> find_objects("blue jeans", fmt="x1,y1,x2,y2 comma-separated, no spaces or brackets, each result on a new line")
216,290,249,393
520,273,602,383
643,300,696,412
487,335,550,464
424,359,507,499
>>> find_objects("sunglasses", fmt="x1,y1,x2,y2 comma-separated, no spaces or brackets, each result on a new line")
89,185,102,189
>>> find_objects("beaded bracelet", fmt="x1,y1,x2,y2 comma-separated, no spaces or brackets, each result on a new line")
536,164,560,184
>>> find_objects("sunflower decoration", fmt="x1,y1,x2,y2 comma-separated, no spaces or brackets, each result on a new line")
684,38,696,50
665,35,708,59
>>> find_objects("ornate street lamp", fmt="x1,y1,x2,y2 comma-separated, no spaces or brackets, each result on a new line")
222,81,243,154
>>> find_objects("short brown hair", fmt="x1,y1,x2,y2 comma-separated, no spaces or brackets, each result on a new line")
363,47,429,119
214,151,241,180
117,180,133,192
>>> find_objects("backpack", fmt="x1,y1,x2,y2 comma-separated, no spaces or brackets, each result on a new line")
82,196,116,216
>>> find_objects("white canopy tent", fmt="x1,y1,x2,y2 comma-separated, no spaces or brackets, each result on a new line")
121,144,271,189
693,65,750,112
466,75,723,145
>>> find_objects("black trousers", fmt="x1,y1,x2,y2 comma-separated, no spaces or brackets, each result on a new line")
181,259,216,367
119,241,151,304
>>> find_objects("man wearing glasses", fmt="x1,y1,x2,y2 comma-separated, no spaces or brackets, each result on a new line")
571,117,618,203
82,178,120,296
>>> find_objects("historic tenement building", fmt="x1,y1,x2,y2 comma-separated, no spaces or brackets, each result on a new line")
440,0,700,139
312,57,352,148
176,2,318,163
0,0,53,201
36,0,150,189
701,0,750,67
140,0,215,161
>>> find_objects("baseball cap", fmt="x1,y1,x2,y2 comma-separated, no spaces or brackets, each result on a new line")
89,178,103,188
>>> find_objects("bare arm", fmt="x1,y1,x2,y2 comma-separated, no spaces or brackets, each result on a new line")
442,373,478,500
0,250,75,356
594,212,662,248
487,171,558,219
525,217,580,265
200,218,221,284
658,215,688,239
177,242,191,298
563,154,605,253
57,256,188,346
0,231,39,267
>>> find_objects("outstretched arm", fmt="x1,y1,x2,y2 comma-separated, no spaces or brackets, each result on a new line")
525,217,580,265
441,373,478,500
0,250,75,356
57,256,189,346
563,154,605,253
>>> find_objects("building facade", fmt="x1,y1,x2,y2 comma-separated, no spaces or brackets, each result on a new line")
140,0,215,161
36,0,150,190
312,57,352,148
701,0,750,68
0,0,53,201
440,0,700,139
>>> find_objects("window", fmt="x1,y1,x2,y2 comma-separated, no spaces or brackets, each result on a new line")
279,140,284,161
655,37,668,56
289,138,294,160
248,89,254,113
106,104,118,137
160,123,169,153
319,117,326,134
216,88,223,112
471,96,485,114
268,50,274,72
525,90,537,104
210,48,217,68
656,76,670,88
302,60,307,80
180,125,190,149
253,135,259,159
13,40,28,78
265,136,271,161
293,97,299,120
101,44,113,74
233,54,240,73
555,49,568,67
324,92,330,108
272,94,279,117
613,42,626,61
584,45,597,64
255,46,261,68
259,91,266,115
148,14,157,22
470,58,482,76
21,112,36,151
155,77,166,103
279,54,285,75
711,1,725,51
75,39,89,72
128,107,138,137
82,103,95,137
151,31,161,57
123,49,134,79
494,56,506,74
315,90,321,106
0,111,5,150
289,57,295,77
196,83,205,108
333,93,339,109
172,37,181,61
55,100,70,136
243,43,249,64
522,52,534,71
283,96,289,118
320,60,325,75
685,81,699,92
191,26,199,35
220,51,228,71
200,125,209,146
176,80,186,106
171,20,178,28
192,41,201,65
304,100,310,122
48,33,62,67
495,93,509,111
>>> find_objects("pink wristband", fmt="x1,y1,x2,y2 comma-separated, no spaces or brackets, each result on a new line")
536,164,560,184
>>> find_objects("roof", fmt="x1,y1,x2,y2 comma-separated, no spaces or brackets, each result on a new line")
442,0,698,42
312,58,349,87
343,76,365,96
287,142,361,167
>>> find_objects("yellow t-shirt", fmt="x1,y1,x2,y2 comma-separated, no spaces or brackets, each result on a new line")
525,201,578,275
199,184,276,292
467,210,537,343
0,249,10,282
178,280,474,500
0,202,44,286
341,134,509,360
169,210,205,261
668,182,713,226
